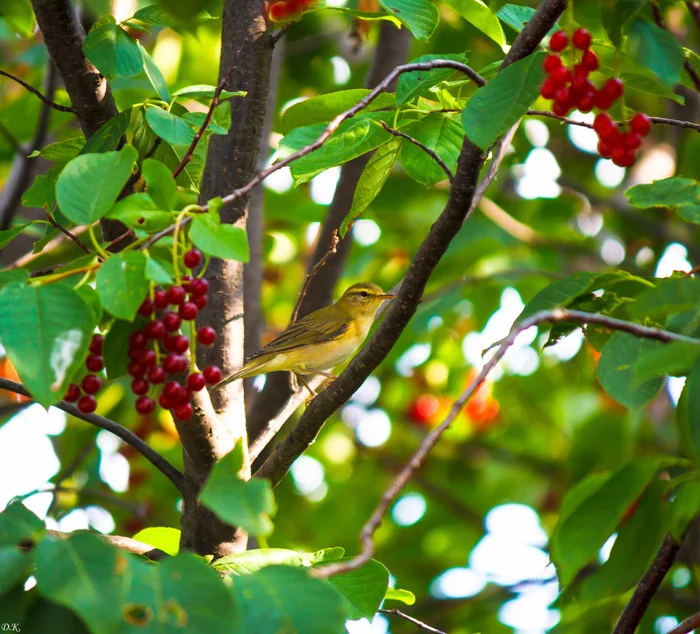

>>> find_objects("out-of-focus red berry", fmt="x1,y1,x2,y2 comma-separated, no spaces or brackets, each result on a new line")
197,327,216,345
183,248,202,269
82,374,101,394
572,28,591,50
135,396,156,415
89,335,103,355
147,366,166,384
173,403,193,420
203,365,222,385
129,331,148,349
167,286,186,305
146,320,166,339
602,77,624,100
187,373,206,391
163,312,181,332
630,112,652,136
131,378,149,395
64,384,81,402
86,355,104,372
543,54,562,73
154,289,168,309
549,30,568,52
78,395,97,414
581,49,599,71
138,299,155,316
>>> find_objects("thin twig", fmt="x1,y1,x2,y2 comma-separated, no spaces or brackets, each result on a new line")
379,609,447,634
0,378,186,494
612,533,685,634
378,120,454,183
291,230,340,324
47,210,91,254
668,610,700,634
271,22,293,46
312,308,700,578
527,109,700,133
0,68,74,113
44,529,168,561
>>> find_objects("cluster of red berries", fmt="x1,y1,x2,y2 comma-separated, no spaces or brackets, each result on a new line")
540,28,652,167
63,334,105,414
64,248,223,421
268,0,315,22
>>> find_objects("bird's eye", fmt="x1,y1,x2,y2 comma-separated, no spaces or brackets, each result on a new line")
360,291,369,298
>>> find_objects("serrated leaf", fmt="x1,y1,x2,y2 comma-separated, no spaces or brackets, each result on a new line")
145,256,175,285
22,167,60,209
96,251,149,321
628,19,685,90
56,144,138,225
214,548,322,575
81,108,132,154
141,158,178,210
105,193,173,232
396,53,469,104
146,107,196,146
0,283,95,407
626,177,700,209
635,341,700,382
83,20,143,81
200,442,276,536
518,272,596,321
444,0,505,49
131,527,180,556
462,52,546,149
137,40,170,102
631,277,700,318
0,223,32,250
133,5,215,28
400,113,464,187
341,138,400,236
171,84,246,99
378,0,439,41
183,101,231,136
29,137,85,161
281,90,396,134
601,0,648,47
190,214,250,261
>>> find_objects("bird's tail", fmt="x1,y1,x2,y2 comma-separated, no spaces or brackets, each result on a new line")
214,359,268,389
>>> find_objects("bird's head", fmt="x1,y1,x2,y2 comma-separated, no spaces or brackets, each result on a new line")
336,282,395,317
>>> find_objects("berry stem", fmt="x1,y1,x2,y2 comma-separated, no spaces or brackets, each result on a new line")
190,319,197,372
88,225,110,260
172,209,188,284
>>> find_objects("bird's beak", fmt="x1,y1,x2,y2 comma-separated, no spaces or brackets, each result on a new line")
378,294,396,300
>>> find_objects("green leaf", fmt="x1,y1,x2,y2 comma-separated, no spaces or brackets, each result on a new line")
518,272,596,321
131,527,180,556
635,341,700,381
214,548,332,575
0,546,31,594
400,113,464,187
105,193,173,232
289,114,392,184
626,177,700,208
137,41,171,102
22,168,60,209
631,277,700,318
77,285,103,324
0,501,45,547
0,283,95,407
0,0,35,37
444,0,505,49
315,558,389,620
183,103,231,136
670,480,700,540
462,52,546,149
35,533,127,634
83,19,144,81
581,479,668,601
171,84,247,99
0,223,32,250
0,269,29,289
551,457,676,585
103,319,141,380
396,53,469,105
628,19,685,90
141,158,178,210
96,251,150,321
497,4,559,34
384,587,416,605
598,332,665,410
81,108,132,154
378,0,439,41
29,137,85,161
190,214,250,262
620,68,685,104
341,138,401,236
145,256,175,285
133,5,215,28
230,566,346,634
200,442,276,536
146,107,196,146
56,145,138,225
682,360,700,456
280,90,396,134
601,0,648,47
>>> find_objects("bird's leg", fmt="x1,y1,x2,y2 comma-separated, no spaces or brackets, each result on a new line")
294,373,318,405
302,369,337,380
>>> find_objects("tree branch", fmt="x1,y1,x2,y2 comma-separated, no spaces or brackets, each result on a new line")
668,610,700,634
312,308,699,578
0,68,74,113
255,0,568,488
527,109,700,133
379,609,447,634
47,209,91,254
0,377,186,494
45,529,168,561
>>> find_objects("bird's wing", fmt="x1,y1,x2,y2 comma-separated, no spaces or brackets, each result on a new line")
248,311,349,360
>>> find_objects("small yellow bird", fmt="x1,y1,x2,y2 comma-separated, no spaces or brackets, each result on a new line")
216,282,395,395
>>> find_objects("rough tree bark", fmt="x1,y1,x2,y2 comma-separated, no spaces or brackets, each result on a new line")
176,0,274,557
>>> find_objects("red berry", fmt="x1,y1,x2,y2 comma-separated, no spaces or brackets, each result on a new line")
540,77,557,99
163,381,183,400
598,120,619,142
593,113,614,135
190,278,209,297
573,63,589,77
163,333,178,353
203,365,222,385
269,1,289,22
163,354,188,373
172,335,190,354
577,91,595,113
187,373,206,391
552,97,571,116
147,366,166,384
139,349,157,367
64,384,81,402
183,249,202,269
158,393,175,410
128,348,141,361
167,286,186,305
612,145,636,167
193,295,208,310
135,396,156,415
603,77,624,100
549,30,568,52
78,395,97,414
128,361,146,378
131,378,149,395
550,66,572,86
154,289,169,310
197,327,216,345
572,28,591,50
597,139,615,159
146,319,166,339
175,387,192,405
163,311,181,332
630,112,651,136
129,331,148,349
622,132,642,150
581,49,599,71
89,335,103,355
173,403,193,420
82,374,101,394
543,54,562,73
138,299,155,316
182,275,193,293
593,90,613,111
86,355,104,372
571,76,594,96
179,302,198,321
